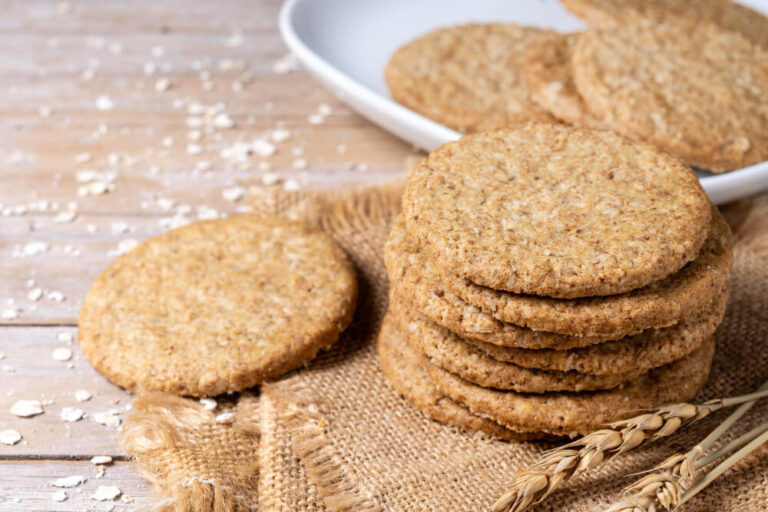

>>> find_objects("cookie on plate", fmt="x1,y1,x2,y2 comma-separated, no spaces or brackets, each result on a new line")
385,23,558,133
572,20,768,171
561,0,768,49
79,216,357,397
426,337,715,437
523,33,604,129
377,311,534,441
402,123,712,297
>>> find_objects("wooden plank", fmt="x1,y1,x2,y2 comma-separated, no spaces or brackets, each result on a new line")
0,327,131,457
0,460,151,511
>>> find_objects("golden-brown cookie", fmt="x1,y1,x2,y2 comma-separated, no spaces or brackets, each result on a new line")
561,0,768,49
464,289,727,375
426,337,715,437
389,295,646,392
385,215,614,349
523,33,604,128
377,311,533,441
402,123,711,297
79,216,358,397
385,23,558,133
572,20,768,172
438,207,733,337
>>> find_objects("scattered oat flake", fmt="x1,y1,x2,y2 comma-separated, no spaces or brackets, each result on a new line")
52,490,67,502
60,407,84,422
199,398,217,411
117,239,138,254
51,475,85,488
74,152,92,163
270,128,292,143
2,309,19,320
52,348,73,361
222,186,245,203
93,410,121,428
95,96,114,111
23,241,50,256
46,290,65,302
54,210,78,223
58,332,73,343
91,455,113,465
27,288,43,302
0,352,4,360
187,144,202,155
284,178,301,191
261,172,282,186
273,53,300,74
77,181,115,197
11,399,43,417
0,429,22,445
291,158,308,170
155,78,172,92
75,389,93,402
212,112,235,129
91,486,121,501
308,113,325,125
215,412,235,423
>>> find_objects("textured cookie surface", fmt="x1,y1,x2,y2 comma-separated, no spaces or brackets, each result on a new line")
573,20,768,172
427,337,715,437
385,215,616,349
403,124,711,297
385,23,558,133
523,33,604,129
440,208,733,337
377,312,533,441
561,0,768,49
389,295,644,392
79,216,358,397
465,289,727,376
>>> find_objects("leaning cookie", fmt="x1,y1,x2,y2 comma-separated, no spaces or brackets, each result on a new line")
389,295,646,393
523,33,604,129
560,0,768,50
385,23,558,133
377,312,535,441
572,20,768,172
79,216,357,397
426,337,715,437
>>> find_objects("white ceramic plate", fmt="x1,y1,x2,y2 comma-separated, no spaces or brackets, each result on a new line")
279,0,768,204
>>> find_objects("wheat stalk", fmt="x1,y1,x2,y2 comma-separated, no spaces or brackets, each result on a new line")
492,387,768,512
605,379,768,512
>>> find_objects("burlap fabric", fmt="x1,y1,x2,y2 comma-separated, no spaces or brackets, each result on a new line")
123,185,768,511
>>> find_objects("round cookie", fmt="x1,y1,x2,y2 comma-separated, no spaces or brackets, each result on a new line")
402,123,711,297
377,311,534,441
426,337,715,437
572,20,768,172
465,289,727,376
561,0,768,50
79,216,358,397
438,207,733,337
385,23,558,133
523,33,604,129
385,215,614,349
389,295,645,393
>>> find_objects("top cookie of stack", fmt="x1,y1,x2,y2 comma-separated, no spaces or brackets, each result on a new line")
379,123,733,439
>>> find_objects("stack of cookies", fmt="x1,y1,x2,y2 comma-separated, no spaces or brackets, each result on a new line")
378,123,733,439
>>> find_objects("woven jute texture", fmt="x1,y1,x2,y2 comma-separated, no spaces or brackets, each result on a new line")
124,184,768,511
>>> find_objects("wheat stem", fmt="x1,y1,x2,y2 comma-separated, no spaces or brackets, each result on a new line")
698,420,768,468
493,384,768,512
680,428,768,506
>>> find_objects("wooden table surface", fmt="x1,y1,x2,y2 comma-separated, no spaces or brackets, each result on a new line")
0,1,417,509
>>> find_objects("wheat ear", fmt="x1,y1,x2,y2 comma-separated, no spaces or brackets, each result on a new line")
492,387,768,512
606,379,768,512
